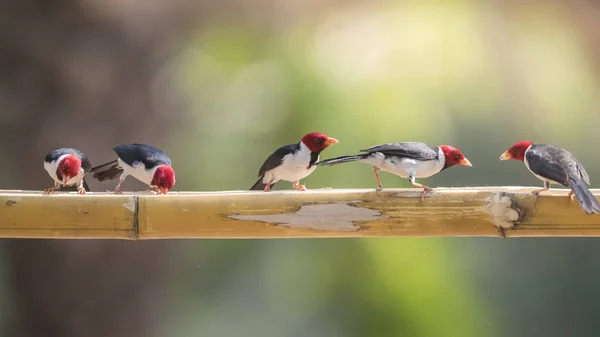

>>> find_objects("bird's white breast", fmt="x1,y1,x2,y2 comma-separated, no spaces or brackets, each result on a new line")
364,148,445,179
43,155,85,186
263,142,317,184
118,158,157,186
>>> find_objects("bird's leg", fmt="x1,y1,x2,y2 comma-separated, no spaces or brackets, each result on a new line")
568,190,575,202
409,175,432,202
373,167,383,192
292,181,307,191
113,173,129,195
113,179,125,195
43,182,60,194
530,181,550,205
263,180,273,192
77,180,86,195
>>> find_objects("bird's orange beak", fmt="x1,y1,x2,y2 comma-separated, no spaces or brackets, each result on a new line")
460,158,473,167
499,151,511,161
324,137,339,145
62,176,71,185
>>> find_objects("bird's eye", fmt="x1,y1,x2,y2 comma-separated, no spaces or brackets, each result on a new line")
314,138,324,144
511,148,517,155
454,153,461,160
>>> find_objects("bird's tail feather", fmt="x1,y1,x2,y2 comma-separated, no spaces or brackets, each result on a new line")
90,160,123,181
250,176,268,191
314,154,369,166
568,178,600,214
82,178,90,191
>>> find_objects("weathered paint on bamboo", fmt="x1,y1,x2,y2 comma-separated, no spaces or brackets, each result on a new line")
0,191,135,239
0,187,599,239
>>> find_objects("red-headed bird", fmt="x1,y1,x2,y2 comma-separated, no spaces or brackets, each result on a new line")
250,132,339,191
44,148,92,194
500,140,600,214
315,142,472,200
90,144,175,194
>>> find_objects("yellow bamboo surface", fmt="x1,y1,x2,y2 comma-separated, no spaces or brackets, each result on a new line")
1,187,599,239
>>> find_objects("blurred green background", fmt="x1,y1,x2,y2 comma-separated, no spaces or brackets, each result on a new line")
2,0,600,336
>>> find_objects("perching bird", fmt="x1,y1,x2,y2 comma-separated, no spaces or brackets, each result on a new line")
90,144,175,194
500,140,600,214
43,148,92,194
315,142,472,200
250,132,339,191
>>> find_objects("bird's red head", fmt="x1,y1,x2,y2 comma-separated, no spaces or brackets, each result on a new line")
58,155,81,184
300,132,339,152
439,145,473,167
500,141,533,162
152,165,176,194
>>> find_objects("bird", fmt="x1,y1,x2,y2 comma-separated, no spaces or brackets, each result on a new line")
90,144,175,194
500,140,600,214
43,148,92,194
250,132,339,192
315,142,472,200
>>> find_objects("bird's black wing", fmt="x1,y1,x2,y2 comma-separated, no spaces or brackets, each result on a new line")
45,148,88,163
525,145,580,186
114,144,172,169
360,142,439,161
80,153,92,173
257,143,299,177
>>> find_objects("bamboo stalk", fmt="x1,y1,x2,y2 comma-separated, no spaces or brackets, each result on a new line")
0,187,599,239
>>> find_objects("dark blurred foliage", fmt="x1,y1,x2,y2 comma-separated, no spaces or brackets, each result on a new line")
2,0,600,336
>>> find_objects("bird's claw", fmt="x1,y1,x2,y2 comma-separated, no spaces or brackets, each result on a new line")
113,189,123,195
43,186,59,194
528,189,547,207
77,187,86,194
292,182,307,191
420,187,432,202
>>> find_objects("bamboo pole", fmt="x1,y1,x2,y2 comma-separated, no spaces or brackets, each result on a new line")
1,187,599,239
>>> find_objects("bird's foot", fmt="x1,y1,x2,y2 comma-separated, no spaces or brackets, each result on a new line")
530,187,550,197
420,187,432,202
43,186,60,194
293,184,307,191
77,187,86,194
263,185,271,192
568,190,575,202
113,188,123,195
528,189,547,207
